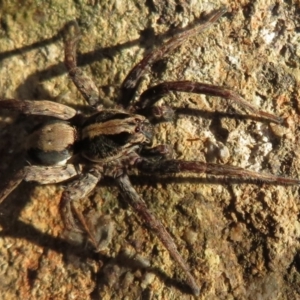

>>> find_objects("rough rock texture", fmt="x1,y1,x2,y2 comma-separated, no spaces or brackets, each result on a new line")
0,0,300,299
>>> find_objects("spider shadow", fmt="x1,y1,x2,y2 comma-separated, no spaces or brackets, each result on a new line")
0,170,277,296
0,179,197,296
0,9,230,105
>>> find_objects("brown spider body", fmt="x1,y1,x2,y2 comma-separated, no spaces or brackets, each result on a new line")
0,7,299,296
80,110,153,162
25,108,153,167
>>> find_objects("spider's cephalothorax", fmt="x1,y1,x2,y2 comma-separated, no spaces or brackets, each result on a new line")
0,7,299,296
79,110,154,162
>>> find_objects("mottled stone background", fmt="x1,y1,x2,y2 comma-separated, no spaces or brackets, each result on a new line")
0,0,300,299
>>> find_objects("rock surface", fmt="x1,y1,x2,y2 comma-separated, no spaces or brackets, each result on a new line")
0,0,300,299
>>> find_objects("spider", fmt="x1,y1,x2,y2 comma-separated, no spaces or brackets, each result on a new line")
0,7,299,296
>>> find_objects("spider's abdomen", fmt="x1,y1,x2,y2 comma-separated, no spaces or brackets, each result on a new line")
79,109,154,162
26,120,77,166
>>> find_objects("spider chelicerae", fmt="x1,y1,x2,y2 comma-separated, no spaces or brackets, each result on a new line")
0,7,299,296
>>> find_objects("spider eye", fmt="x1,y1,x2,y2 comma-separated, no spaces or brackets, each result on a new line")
135,127,140,132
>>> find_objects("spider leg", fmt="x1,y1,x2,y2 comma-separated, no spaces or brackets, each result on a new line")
116,174,200,296
63,21,114,109
0,164,79,204
0,99,76,120
136,159,300,185
136,81,283,124
120,7,226,108
59,168,106,250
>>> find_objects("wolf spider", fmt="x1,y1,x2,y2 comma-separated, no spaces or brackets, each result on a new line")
0,7,299,296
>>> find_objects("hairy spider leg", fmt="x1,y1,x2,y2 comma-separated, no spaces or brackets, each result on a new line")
136,81,284,124
0,165,79,204
136,159,300,185
0,99,76,119
0,169,25,204
120,7,227,108
60,168,104,250
116,173,200,296
64,21,114,109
